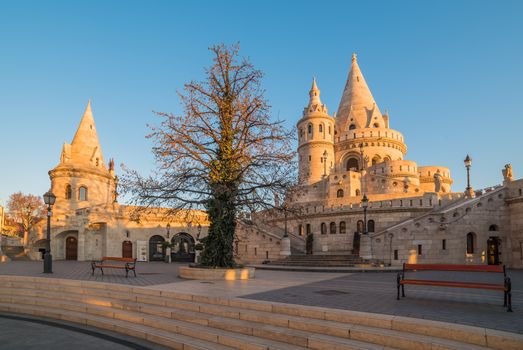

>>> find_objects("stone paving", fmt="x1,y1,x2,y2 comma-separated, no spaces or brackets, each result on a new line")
242,269,523,334
0,260,184,286
0,261,522,334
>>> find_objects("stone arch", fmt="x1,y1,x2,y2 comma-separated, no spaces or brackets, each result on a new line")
367,220,375,233
55,230,78,260
355,189,361,196
65,184,72,199
78,186,88,201
339,221,346,234
337,189,344,198
171,232,195,262
320,223,327,235
330,222,336,234
149,235,165,261
346,157,360,171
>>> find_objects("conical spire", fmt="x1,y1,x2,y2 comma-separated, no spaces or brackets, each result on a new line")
336,53,384,130
302,77,329,116
308,77,321,106
70,100,105,169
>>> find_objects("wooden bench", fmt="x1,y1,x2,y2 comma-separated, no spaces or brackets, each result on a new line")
91,257,137,277
397,263,512,312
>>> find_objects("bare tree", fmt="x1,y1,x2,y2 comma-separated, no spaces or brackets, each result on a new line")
6,192,45,246
122,44,296,267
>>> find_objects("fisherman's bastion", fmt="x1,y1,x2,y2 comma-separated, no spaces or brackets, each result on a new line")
21,54,523,270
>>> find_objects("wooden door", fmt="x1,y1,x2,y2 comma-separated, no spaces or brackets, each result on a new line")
487,237,500,265
122,241,133,258
65,237,77,260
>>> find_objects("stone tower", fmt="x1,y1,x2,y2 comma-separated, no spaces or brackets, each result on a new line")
49,101,117,213
297,78,335,185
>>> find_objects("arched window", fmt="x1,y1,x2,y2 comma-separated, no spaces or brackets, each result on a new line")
349,124,356,130
65,184,72,199
319,124,323,133
308,124,312,134
299,128,303,138
373,123,379,128
367,220,375,232
328,125,331,135
355,189,361,196
78,186,88,201
298,224,304,236
346,157,359,171
337,189,344,198
357,220,364,233
339,221,346,234
330,222,336,234
321,223,327,235
466,232,475,254
489,224,499,231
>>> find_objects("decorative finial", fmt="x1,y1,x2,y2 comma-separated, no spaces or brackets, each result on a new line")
352,52,357,62
311,76,318,91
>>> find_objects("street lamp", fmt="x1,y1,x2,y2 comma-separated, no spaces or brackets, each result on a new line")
42,190,56,274
166,223,171,239
283,204,288,238
322,150,328,177
464,154,472,191
361,194,369,235
197,223,202,240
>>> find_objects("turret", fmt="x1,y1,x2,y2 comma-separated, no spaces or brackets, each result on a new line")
297,78,335,185
49,101,117,212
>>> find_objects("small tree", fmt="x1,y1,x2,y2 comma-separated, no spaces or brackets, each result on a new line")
123,44,296,267
6,192,45,246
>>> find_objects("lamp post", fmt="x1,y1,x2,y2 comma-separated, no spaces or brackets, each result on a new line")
464,154,473,197
165,223,171,263
361,194,369,235
322,150,328,177
283,204,288,238
42,190,56,274
197,223,202,240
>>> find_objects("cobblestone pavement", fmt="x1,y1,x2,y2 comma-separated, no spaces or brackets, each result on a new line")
243,269,523,334
0,260,185,286
0,313,170,350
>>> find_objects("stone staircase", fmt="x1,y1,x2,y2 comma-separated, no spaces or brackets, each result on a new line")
1,276,520,350
267,254,375,267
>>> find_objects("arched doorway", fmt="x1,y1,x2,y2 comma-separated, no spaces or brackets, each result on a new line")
171,233,195,262
346,157,360,171
122,241,133,258
487,237,501,265
65,237,77,260
149,235,165,261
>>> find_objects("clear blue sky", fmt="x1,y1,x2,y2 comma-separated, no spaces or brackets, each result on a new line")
1,0,522,205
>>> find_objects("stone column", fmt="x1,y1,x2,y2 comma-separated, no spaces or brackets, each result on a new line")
77,228,86,261
280,236,291,257
359,234,372,260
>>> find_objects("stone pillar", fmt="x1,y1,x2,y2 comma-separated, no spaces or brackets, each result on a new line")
77,228,86,261
280,236,291,257
359,234,372,260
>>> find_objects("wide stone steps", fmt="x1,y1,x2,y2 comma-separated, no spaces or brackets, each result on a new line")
0,276,521,350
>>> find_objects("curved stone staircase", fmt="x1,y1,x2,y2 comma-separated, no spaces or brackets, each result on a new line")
0,276,521,350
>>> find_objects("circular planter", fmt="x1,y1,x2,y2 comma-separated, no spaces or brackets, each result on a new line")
179,266,255,280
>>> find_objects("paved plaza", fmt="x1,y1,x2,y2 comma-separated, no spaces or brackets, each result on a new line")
0,261,521,335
